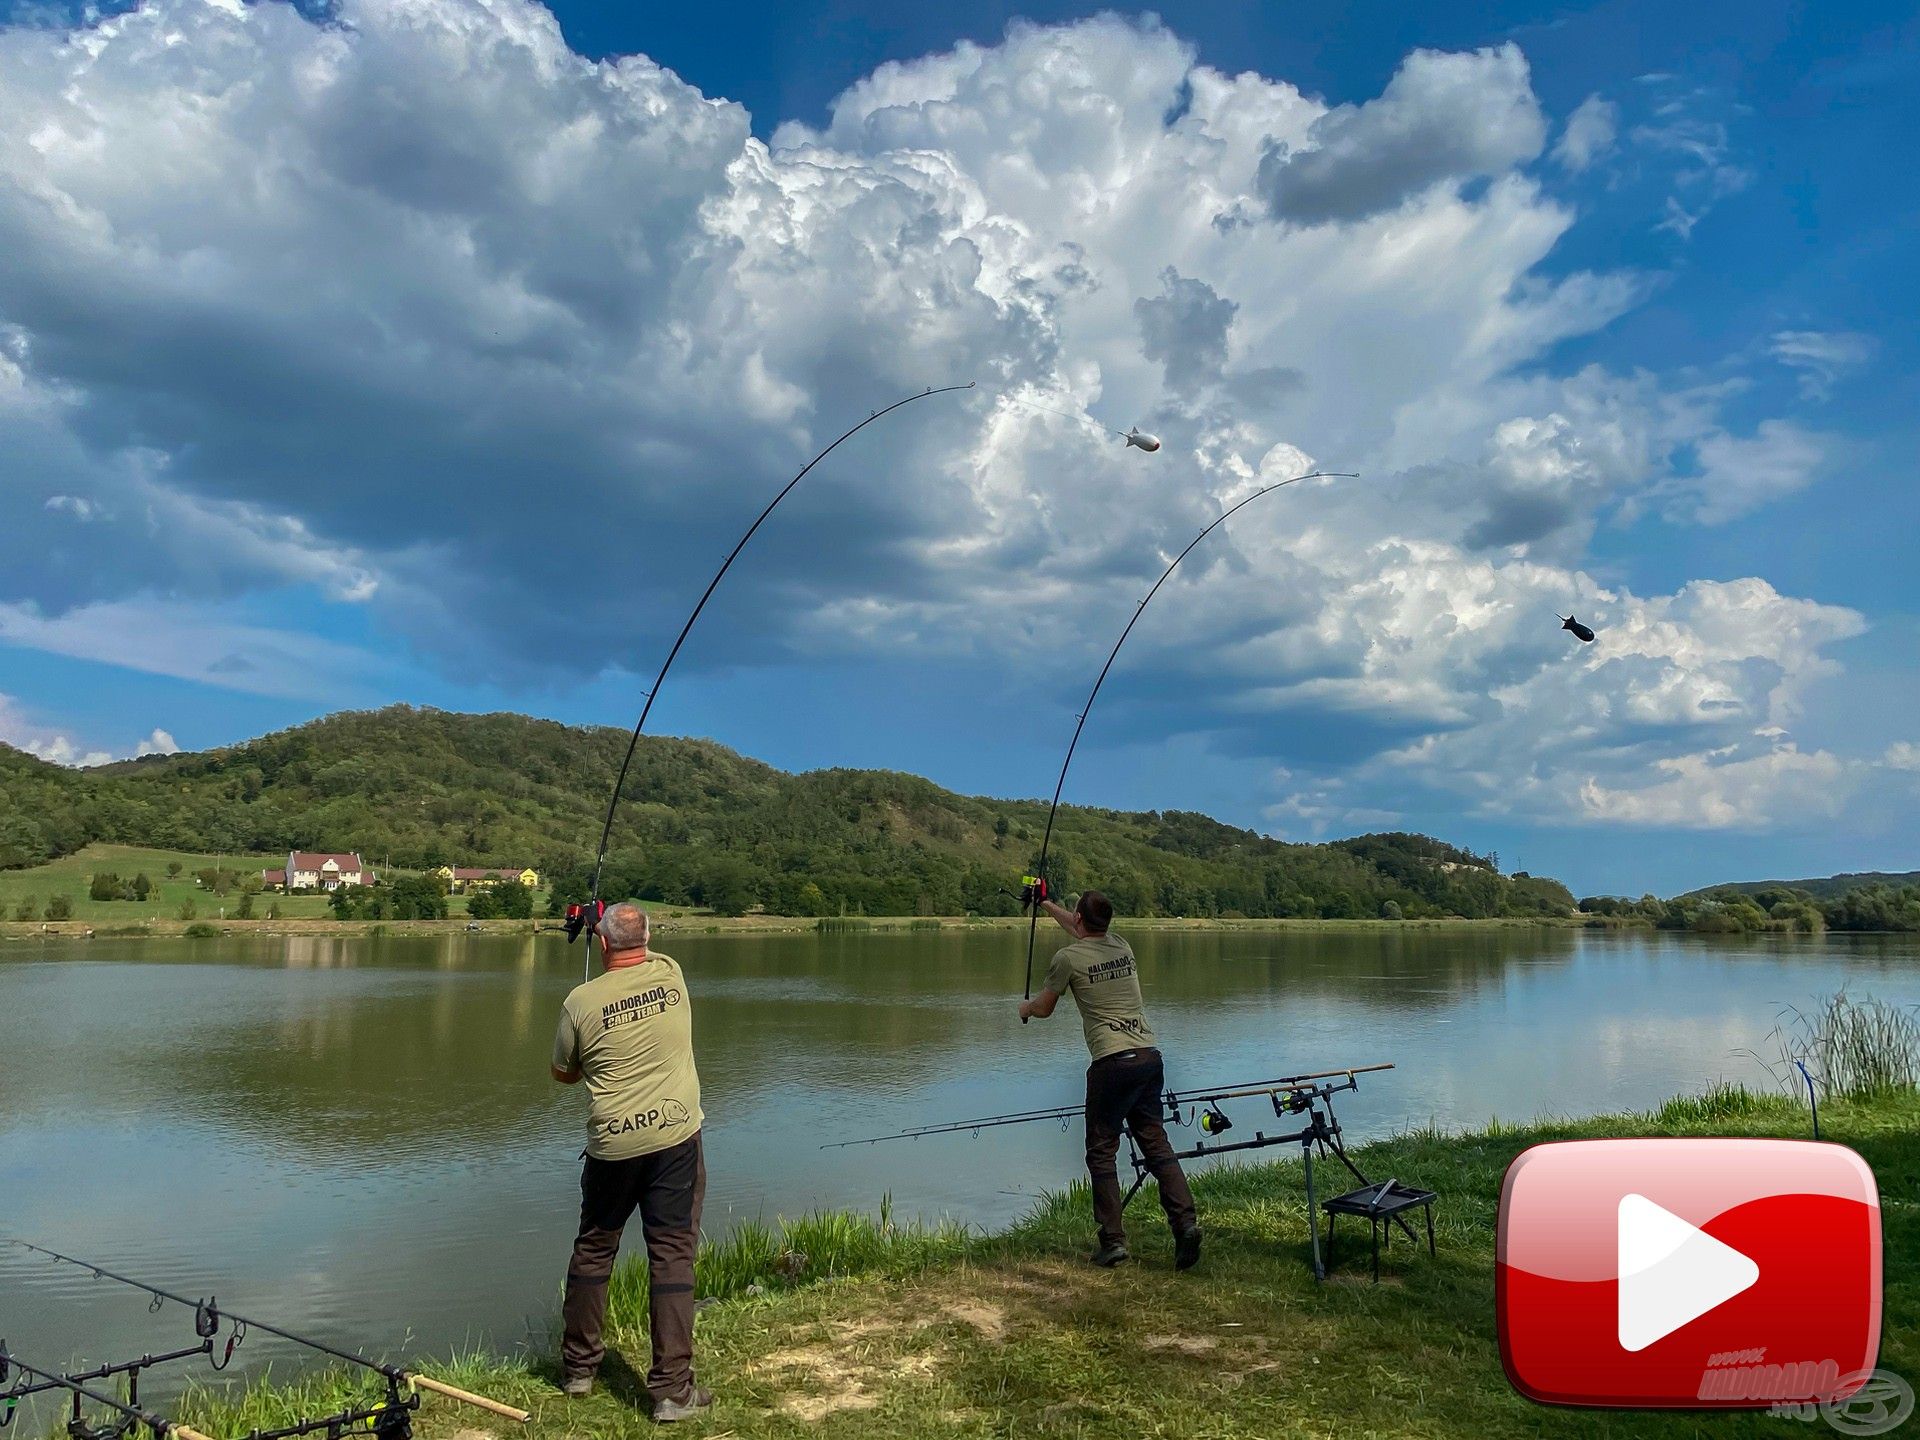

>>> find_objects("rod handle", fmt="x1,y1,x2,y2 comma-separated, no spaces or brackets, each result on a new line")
174,1425,218,1440
409,1374,531,1423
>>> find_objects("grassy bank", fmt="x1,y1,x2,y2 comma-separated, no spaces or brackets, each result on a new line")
0,844,556,926
156,1083,1915,1440
1,906,1578,943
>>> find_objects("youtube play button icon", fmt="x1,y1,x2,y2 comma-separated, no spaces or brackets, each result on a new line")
1498,1139,1881,1409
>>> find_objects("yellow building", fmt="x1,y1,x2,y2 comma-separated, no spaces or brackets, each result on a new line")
436,865,540,892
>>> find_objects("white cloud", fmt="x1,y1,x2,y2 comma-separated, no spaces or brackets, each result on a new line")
1257,44,1547,223
45,494,106,521
1771,330,1875,401
0,2,1867,834
1578,744,1848,830
1672,420,1827,523
0,692,113,766
0,598,396,700
1883,742,1920,773
1631,85,1751,240
1554,94,1618,173
135,727,180,756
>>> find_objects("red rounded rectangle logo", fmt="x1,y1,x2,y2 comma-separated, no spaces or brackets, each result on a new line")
1496,1138,1882,1409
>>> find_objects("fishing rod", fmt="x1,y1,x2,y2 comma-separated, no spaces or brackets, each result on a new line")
1019,468,1357,1007
820,1063,1393,1148
0,1349,217,1440
4,1243,529,1424
567,382,975,977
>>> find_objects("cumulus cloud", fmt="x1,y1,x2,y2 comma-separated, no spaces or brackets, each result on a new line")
1257,44,1547,224
0,2,1865,834
0,692,114,766
1554,94,1618,173
135,727,180,757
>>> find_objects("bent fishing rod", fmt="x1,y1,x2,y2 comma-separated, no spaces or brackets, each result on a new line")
1019,468,1357,1007
568,382,975,975
821,1063,1393,1147
4,1242,529,1424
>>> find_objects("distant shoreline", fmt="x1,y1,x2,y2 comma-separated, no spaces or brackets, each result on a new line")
0,913,1585,942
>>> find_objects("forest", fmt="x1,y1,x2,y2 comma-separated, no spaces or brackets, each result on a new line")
1,705,1578,921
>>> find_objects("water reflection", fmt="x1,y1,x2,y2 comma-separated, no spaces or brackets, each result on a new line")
1,925,1913,1396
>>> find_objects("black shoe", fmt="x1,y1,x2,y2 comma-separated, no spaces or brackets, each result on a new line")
1174,1228,1203,1271
1089,1241,1130,1267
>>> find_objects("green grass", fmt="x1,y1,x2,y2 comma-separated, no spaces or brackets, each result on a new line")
0,843,552,925
0,844,333,922
135,1082,1917,1440
1749,989,1920,1100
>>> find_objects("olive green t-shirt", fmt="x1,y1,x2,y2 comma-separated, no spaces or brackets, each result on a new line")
1044,931,1156,1061
552,952,704,1160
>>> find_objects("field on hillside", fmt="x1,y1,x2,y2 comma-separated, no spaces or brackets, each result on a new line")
0,845,548,923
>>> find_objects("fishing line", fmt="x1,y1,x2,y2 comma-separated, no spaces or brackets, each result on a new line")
998,394,1127,439
995,393,1161,450
575,382,975,979
1019,468,1358,1008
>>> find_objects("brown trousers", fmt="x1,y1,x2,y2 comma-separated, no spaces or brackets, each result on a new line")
1085,1048,1198,1248
561,1131,705,1402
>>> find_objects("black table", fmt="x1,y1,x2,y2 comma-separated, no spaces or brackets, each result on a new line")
1321,1179,1437,1281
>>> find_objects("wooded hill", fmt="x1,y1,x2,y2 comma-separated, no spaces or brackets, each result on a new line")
1681,871,1920,901
1,706,1575,920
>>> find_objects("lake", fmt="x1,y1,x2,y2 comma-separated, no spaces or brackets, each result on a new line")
2,925,1915,1396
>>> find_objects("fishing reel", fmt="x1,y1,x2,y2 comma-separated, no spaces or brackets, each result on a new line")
368,1390,414,1440
1016,875,1048,909
562,899,605,945
1198,1104,1233,1137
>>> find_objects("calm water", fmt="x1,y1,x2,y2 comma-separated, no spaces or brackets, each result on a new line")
2,925,1915,1397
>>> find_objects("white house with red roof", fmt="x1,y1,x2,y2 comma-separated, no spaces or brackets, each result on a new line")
281,851,371,891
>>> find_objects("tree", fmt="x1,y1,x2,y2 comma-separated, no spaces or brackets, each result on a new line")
89,872,121,901
177,901,196,920
466,887,500,920
1380,900,1403,920
701,861,755,917
47,895,73,920
492,879,534,920
236,890,255,919
14,896,37,921
132,873,152,902
166,861,183,879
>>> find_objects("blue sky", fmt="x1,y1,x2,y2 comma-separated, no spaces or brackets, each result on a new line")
0,0,1914,895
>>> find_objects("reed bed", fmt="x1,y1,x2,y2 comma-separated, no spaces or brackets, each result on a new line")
1750,988,1920,1099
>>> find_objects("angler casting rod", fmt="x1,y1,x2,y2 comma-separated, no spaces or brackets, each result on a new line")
574,382,975,975
821,1063,1393,1147
4,1242,530,1423
1020,468,1357,1007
